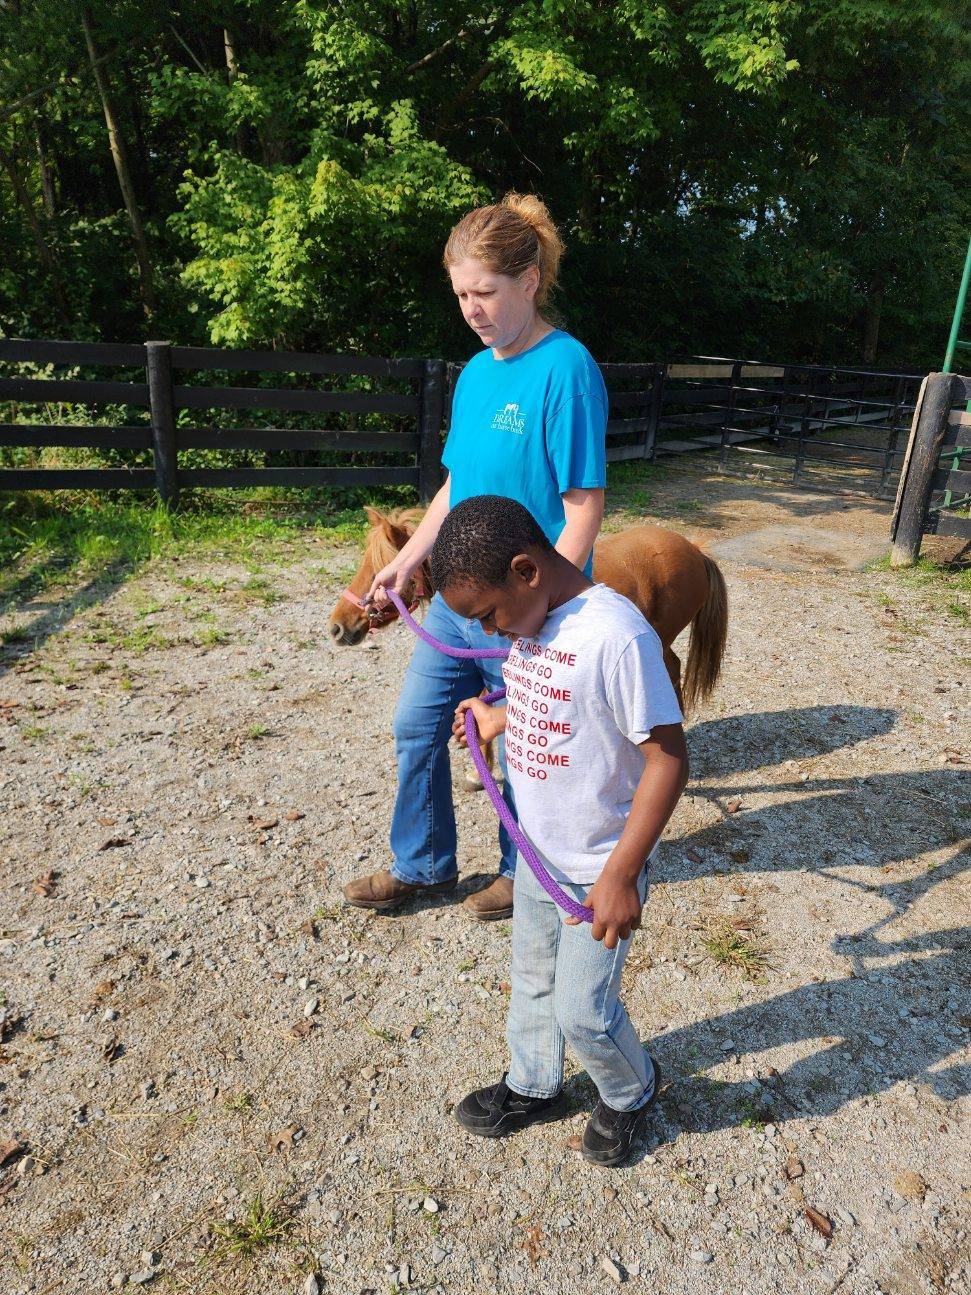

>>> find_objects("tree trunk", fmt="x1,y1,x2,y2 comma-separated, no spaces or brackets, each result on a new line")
0,140,68,315
34,118,56,217
122,62,153,206
223,27,247,153
862,277,884,365
81,5,156,320
224,26,239,79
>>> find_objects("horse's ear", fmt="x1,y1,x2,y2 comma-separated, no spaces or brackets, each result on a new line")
364,505,382,529
380,517,410,550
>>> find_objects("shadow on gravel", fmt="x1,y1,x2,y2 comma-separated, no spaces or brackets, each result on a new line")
630,921,969,1163
685,705,897,778
664,704,966,944
604,457,891,533
537,705,969,1159
554,915,968,1163
602,701,969,1162
661,760,968,946
663,763,966,903
0,561,134,682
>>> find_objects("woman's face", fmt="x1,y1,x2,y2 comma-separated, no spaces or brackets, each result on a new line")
447,256,540,352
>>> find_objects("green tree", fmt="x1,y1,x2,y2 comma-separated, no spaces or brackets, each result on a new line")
0,1,967,368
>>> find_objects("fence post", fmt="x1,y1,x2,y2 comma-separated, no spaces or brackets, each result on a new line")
768,363,791,454
719,360,742,468
418,358,445,505
879,374,906,497
890,373,957,566
645,363,665,459
794,382,813,485
146,340,179,509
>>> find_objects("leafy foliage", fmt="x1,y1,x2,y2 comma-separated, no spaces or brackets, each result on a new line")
0,1,968,366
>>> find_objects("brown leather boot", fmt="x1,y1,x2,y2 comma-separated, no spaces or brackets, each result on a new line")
343,868,458,912
462,875,514,921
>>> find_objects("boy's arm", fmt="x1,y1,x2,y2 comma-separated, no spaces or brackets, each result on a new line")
566,723,688,947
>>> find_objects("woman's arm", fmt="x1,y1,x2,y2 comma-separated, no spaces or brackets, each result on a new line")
368,475,451,604
556,486,605,570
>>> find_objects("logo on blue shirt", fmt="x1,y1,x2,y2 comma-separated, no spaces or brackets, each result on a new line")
491,402,526,434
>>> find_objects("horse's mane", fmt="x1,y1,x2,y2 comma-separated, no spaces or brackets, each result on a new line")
364,507,432,597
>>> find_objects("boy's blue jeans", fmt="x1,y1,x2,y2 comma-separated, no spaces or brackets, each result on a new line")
389,594,517,886
506,857,656,1112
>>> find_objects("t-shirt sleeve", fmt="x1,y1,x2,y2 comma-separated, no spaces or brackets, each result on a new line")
440,370,464,471
545,388,608,494
441,429,456,472
605,631,684,745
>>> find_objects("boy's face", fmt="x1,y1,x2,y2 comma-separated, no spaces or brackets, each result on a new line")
442,554,549,641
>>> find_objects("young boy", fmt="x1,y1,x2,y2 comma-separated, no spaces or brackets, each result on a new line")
430,494,689,1167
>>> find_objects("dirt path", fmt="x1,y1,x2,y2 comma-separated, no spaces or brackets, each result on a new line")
1,464,968,1295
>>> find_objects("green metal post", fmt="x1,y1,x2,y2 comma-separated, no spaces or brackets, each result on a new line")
941,234,971,506
942,234,971,373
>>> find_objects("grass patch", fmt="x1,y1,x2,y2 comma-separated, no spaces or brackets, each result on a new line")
246,723,270,740
868,554,970,623
207,1192,292,1265
735,1096,770,1129
363,1019,398,1044
179,574,229,594
237,575,284,606
605,458,664,516
0,626,31,645
82,622,171,653
19,723,49,742
131,596,165,618
223,1091,254,1115
0,490,379,612
67,773,95,799
699,916,770,981
312,903,342,923
194,626,230,649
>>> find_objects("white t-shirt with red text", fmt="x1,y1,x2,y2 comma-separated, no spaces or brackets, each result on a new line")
501,583,683,886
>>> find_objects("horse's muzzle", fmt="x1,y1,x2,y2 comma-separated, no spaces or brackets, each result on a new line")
329,618,368,646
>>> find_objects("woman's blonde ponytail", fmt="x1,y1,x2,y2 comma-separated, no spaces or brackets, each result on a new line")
443,191,565,317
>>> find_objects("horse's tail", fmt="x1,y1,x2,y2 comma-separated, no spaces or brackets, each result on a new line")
682,554,728,715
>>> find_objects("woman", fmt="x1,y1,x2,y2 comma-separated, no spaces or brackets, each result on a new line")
343,193,608,921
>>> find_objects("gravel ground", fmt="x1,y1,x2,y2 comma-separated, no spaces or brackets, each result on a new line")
1,464,968,1295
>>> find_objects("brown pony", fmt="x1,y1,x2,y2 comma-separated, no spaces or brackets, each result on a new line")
329,506,728,715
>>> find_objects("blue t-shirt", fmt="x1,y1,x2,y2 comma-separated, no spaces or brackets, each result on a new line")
441,329,608,574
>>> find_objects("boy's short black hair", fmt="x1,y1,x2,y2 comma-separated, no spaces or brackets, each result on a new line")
431,494,552,590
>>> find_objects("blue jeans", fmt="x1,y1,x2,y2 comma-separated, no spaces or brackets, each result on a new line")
389,594,517,886
506,858,655,1112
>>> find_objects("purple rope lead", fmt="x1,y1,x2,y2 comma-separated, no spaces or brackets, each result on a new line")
383,589,594,923
464,692,594,924
382,588,509,659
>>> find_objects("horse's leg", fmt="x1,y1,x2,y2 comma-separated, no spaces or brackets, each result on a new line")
664,645,685,714
463,750,484,791
464,737,498,791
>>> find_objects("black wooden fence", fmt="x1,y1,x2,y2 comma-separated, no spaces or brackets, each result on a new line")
0,338,441,507
890,371,971,564
655,358,922,496
0,337,926,506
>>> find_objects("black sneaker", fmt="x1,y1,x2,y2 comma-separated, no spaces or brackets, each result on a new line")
454,1075,564,1138
581,1059,663,1167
